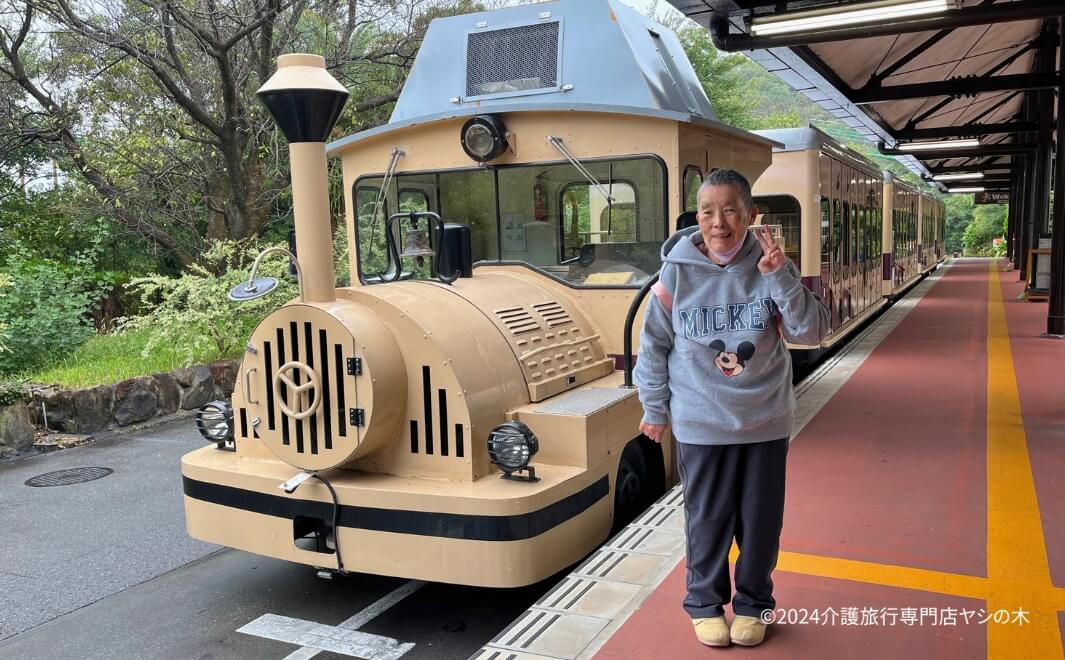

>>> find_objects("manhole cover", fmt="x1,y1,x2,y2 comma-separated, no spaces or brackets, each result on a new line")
25,467,114,487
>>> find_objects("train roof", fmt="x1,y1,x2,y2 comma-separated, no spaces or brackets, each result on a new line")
328,0,776,154
752,126,881,174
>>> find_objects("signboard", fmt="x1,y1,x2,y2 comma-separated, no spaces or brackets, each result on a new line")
974,191,1009,205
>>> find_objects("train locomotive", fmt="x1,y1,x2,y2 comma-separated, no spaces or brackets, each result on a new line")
181,0,778,588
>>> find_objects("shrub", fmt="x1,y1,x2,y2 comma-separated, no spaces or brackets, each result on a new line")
122,240,300,366
0,380,27,406
0,253,107,375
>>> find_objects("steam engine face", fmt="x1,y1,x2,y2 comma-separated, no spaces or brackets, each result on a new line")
244,303,406,471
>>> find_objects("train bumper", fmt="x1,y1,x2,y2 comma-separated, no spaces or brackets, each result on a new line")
181,447,611,587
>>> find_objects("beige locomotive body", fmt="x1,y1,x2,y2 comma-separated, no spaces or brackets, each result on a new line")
181,0,775,587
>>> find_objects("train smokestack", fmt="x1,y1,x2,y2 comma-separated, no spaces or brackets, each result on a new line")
257,54,349,302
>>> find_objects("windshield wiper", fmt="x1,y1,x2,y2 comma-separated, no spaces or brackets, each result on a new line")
547,135,616,206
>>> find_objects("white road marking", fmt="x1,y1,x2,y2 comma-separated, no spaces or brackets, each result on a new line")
239,613,413,659
238,579,426,660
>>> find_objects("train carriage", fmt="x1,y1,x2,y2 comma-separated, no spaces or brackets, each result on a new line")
181,0,776,588
751,128,886,356
884,173,922,295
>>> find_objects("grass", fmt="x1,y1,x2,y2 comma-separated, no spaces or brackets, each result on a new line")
16,327,240,389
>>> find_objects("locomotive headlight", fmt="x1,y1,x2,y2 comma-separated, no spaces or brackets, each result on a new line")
487,420,539,482
461,115,508,162
196,401,235,451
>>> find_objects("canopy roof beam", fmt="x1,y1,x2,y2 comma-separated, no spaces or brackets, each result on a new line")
853,72,1058,104
709,0,1065,51
902,41,1038,128
879,143,1036,158
896,122,1039,140
863,0,999,88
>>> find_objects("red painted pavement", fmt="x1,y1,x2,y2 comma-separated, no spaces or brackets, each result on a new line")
782,260,988,576
595,261,994,658
595,560,986,659
997,270,1065,587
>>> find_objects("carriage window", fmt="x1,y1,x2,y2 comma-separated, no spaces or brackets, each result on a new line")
820,197,830,268
559,181,638,260
354,186,391,279
355,171,496,282
842,201,850,268
833,199,842,269
354,156,666,287
753,195,800,264
399,189,430,212
683,166,702,213
500,156,665,287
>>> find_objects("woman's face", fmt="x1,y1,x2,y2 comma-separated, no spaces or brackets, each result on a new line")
697,183,756,254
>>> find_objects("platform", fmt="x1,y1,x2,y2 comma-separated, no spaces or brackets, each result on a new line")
473,258,1065,660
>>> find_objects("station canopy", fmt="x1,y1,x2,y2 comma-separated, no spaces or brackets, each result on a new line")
665,1,1065,193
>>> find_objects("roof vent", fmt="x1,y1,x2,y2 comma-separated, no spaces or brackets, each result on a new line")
466,21,560,98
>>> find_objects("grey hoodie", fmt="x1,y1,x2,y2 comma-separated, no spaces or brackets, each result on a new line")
635,228,830,445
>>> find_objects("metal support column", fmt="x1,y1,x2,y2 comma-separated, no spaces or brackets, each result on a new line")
1030,28,1056,288
1045,20,1065,336
1019,95,1036,280
1007,163,1019,264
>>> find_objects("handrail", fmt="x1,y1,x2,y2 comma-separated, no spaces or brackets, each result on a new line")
622,271,660,389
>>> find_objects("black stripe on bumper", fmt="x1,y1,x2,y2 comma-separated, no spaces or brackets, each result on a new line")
183,474,609,542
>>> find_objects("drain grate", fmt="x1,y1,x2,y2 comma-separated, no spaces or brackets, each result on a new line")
25,467,113,487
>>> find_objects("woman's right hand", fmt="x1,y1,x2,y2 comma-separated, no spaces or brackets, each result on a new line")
639,422,669,443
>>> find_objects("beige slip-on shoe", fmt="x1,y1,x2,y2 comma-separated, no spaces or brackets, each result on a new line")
730,615,767,646
692,616,730,647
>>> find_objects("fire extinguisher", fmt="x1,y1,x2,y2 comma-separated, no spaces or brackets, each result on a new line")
533,180,547,222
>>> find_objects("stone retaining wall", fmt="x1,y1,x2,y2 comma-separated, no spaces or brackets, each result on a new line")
13,360,239,442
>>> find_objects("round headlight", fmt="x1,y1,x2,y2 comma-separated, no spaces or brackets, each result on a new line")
488,420,539,481
196,401,234,449
461,115,508,162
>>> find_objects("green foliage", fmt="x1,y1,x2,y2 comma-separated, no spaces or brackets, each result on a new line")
0,380,27,406
677,26,829,131
24,327,212,389
0,273,11,355
944,195,974,254
0,252,108,376
122,240,299,367
962,203,1008,256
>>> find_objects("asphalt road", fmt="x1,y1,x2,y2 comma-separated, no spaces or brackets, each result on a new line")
0,417,558,660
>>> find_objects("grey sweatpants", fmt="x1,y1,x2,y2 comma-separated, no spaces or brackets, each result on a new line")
677,438,788,619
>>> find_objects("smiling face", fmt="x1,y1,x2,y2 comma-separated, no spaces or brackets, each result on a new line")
713,351,745,377
697,183,757,254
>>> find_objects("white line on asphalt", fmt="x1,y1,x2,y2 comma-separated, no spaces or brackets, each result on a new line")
251,579,426,660
239,613,414,659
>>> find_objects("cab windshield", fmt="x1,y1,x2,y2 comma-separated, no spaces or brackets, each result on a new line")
352,156,667,287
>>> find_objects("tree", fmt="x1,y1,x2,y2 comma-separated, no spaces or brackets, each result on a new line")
962,201,1007,255
944,194,974,254
0,0,474,267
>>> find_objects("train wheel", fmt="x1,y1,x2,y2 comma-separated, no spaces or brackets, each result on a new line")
612,441,649,534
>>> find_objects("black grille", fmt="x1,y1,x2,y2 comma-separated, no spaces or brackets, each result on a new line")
266,320,351,455
466,22,559,97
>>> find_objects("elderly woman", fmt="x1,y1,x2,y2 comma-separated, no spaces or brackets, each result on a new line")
635,168,830,648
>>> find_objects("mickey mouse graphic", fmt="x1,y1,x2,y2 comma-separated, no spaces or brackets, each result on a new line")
708,339,756,377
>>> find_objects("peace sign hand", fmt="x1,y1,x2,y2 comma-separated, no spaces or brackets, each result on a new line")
755,225,786,274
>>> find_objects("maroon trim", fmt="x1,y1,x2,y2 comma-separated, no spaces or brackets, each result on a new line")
610,354,635,371
800,275,821,293
882,253,893,281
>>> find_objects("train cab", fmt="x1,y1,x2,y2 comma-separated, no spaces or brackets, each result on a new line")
181,0,776,588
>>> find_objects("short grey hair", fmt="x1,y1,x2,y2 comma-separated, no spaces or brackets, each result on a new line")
698,168,754,212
